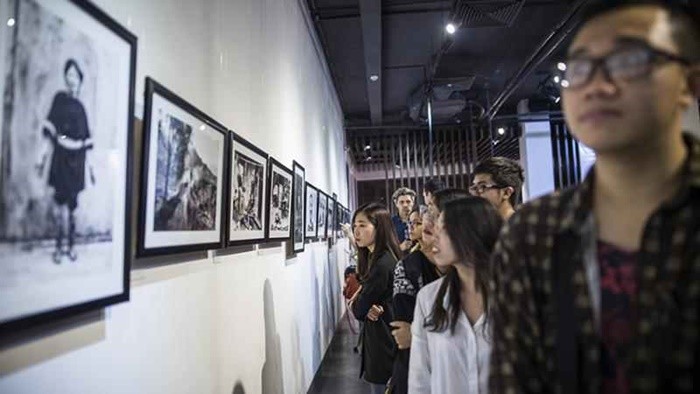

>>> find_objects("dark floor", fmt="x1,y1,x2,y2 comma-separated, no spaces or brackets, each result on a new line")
307,314,369,394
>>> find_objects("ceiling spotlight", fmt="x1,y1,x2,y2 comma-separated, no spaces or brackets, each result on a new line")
7,18,15,27
369,74,379,82
553,75,561,83
555,96,561,103
199,125,206,131
447,83,453,88
557,62,567,71
364,145,371,150
445,23,456,35
497,127,506,135
560,79,570,88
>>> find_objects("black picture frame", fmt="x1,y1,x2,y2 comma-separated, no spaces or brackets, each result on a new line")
305,183,319,240
137,77,229,257
325,194,335,240
0,0,136,335
226,132,269,247
317,191,328,240
291,161,306,253
265,158,294,242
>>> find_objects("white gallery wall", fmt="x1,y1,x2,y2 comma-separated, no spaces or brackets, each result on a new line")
0,0,351,393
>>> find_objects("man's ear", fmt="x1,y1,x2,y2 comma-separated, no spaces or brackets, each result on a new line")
502,186,514,201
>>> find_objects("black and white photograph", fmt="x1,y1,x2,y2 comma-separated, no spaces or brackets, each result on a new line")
291,161,305,253
266,158,293,241
0,0,136,334
138,78,227,256
305,183,318,240
228,133,268,246
317,192,327,239
325,195,335,239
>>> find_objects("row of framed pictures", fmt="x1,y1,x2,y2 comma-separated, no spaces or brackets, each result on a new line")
139,78,351,256
0,0,351,335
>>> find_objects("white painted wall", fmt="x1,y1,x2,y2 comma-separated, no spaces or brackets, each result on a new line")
0,0,350,393
519,119,556,202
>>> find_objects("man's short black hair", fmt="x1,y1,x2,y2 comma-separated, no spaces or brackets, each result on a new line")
577,1,700,62
473,157,524,207
423,178,446,195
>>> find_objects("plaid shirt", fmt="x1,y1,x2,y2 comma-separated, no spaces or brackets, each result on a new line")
489,134,700,393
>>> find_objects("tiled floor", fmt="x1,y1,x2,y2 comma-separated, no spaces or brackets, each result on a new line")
307,315,370,394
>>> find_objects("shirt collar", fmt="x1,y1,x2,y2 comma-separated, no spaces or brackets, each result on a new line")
557,133,700,234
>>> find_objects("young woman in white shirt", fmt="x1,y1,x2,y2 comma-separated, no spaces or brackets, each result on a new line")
408,196,503,394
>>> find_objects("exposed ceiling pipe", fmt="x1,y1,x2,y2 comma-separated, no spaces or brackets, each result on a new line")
483,0,592,121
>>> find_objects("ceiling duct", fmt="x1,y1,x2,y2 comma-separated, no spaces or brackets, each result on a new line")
454,0,526,28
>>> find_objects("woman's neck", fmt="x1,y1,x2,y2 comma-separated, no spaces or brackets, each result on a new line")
367,244,375,253
454,264,477,294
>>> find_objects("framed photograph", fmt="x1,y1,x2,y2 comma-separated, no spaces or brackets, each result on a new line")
138,78,228,257
266,158,293,241
227,132,268,246
336,204,347,239
291,161,305,253
305,183,318,240
0,0,136,334
317,192,327,239
325,194,335,239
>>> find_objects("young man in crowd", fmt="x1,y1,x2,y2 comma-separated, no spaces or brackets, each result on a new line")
391,187,416,253
490,1,700,393
469,157,524,220
422,178,445,207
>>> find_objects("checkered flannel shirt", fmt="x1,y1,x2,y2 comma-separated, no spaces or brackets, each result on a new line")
489,134,700,393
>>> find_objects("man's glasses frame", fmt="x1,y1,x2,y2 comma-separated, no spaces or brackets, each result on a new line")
469,183,505,195
562,42,691,90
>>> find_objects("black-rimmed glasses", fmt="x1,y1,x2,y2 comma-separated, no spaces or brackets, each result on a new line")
562,44,691,90
469,183,504,195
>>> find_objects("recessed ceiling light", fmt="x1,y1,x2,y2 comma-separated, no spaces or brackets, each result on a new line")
497,127,506,135
369,75,379,82
561,80,570,88
364,145,371,150
553,75,561,83
555,96,561,103
557,62,567,71
445,23,456,35
7,18,15,27
199,125,206,131
447,83,453,88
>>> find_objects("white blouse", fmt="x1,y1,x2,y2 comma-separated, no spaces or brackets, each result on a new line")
408,277,492,394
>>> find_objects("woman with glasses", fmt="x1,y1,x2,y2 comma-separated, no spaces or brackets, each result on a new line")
409,197,503,393
388,205,443,394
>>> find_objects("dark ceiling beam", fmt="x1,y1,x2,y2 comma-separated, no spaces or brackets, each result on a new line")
359,0,383,125
314,0,561,20
483,0,592,120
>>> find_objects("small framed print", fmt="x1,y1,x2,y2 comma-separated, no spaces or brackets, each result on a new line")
291,161,305,253
227,132,268,246
305,183,318,240
138,78,228,257
325,194,335,239
266,158,293,241
317,192,328,239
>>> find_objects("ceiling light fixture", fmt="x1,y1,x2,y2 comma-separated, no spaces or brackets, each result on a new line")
555,96,561,103
445,23,456,35
560,79,570,88
369,75,379,82
364,145,371,150
199,125,206,131
497,127,506,135
553,75,561,83
557,62,567,71
7,18,15,27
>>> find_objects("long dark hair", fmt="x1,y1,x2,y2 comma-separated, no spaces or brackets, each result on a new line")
425,197,503,334
353,202,402,281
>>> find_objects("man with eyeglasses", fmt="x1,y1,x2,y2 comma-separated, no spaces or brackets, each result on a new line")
469,157,524,220
490,1,700,393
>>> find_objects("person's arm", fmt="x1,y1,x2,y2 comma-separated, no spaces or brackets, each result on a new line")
408,290,431,393
489,216,543,392
352,257,392,321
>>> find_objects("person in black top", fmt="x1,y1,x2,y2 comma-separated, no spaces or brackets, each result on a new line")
37,59,94,264
349,202,402,394
387,206,442,394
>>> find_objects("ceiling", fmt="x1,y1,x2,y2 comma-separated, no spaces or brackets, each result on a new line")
307,0,583,128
